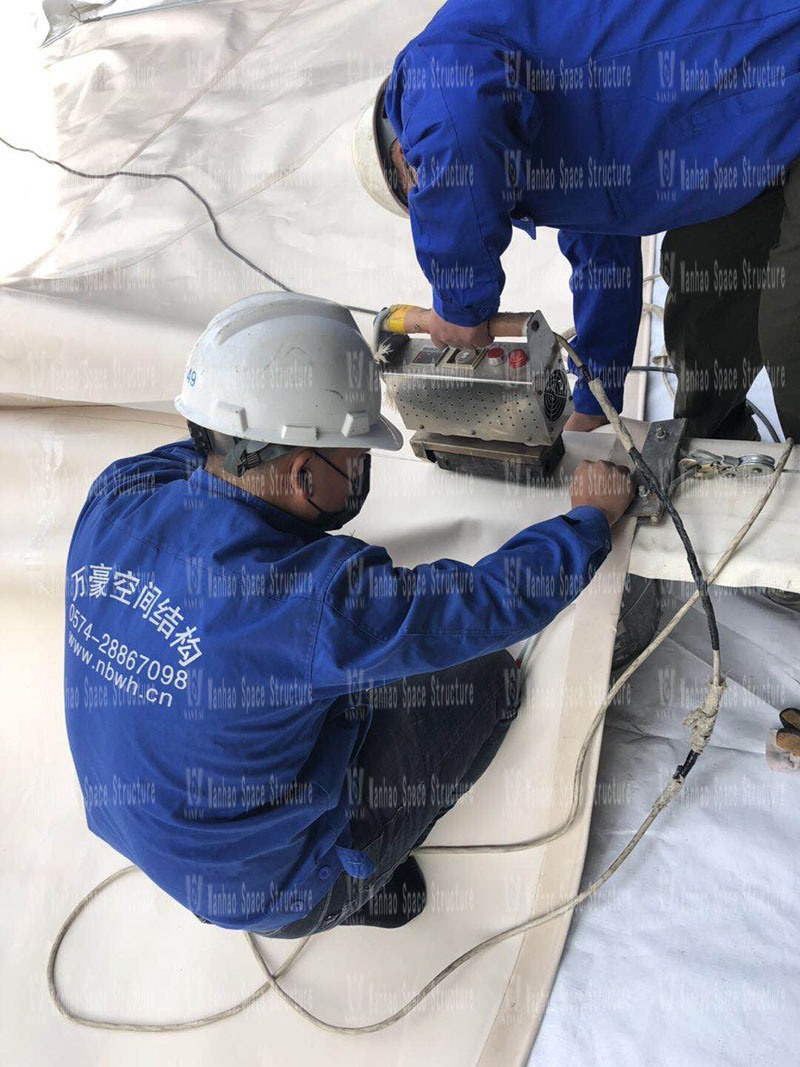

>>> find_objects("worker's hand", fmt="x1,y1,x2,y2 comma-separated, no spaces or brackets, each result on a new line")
564,412,610,433
429,308,492,350
570,460,634,527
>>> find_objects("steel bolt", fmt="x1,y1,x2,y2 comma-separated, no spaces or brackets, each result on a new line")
655,426,666,440
638,485,650,498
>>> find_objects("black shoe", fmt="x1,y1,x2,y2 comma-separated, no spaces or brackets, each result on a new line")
777,709,800,757
340,857,426,929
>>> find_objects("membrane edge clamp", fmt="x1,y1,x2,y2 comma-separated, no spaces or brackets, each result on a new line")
627,418,688,522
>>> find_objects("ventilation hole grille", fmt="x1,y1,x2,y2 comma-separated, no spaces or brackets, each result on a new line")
543,370,568,422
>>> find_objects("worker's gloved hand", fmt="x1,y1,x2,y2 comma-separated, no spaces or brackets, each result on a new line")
570,459,634,527
429,308,492,350
564,412,610,433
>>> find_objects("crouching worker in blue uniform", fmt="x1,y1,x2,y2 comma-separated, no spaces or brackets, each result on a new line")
64,293,633,936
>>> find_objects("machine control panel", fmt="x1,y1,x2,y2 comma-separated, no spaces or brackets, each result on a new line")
403,342,536,379
410,347,442,365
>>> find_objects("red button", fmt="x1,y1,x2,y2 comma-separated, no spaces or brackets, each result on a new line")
486,345,505,363
508,347,528,369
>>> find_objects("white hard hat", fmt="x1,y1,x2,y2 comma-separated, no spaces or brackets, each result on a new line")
175,292,403,452
352,76,410,218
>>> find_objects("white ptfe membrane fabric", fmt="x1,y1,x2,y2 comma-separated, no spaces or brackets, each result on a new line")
534,269,800,1066
623,433,800,592
2,0,580,405
1,2,799,1065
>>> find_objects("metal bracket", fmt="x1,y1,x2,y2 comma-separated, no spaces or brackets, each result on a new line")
627,418,688,522
678,449,776,479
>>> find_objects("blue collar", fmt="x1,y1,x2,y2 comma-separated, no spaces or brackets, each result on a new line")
188,466,328,542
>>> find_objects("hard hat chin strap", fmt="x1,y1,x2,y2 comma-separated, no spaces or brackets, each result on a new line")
223,439,266,477
220,439,296,478
189,424,370,517
187,421,284,477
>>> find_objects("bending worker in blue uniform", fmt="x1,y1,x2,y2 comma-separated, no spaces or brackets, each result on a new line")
65,293,633,935
353,0,800,441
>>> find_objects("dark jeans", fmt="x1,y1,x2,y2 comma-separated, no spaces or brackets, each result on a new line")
661,158,800,441
265,650,522,938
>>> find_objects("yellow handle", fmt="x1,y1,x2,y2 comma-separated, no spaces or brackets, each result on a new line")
383,305,533,338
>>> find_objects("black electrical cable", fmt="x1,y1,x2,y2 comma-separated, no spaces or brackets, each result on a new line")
567,354,722,781
0,134,380,318
574,361,719,650
746,399,782,443
674,750,699,779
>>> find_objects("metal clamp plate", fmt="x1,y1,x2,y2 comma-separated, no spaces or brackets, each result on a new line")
627,418,688,521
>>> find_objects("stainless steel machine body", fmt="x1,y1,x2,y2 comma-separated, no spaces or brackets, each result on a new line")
375,309,572,482
377,309,572,446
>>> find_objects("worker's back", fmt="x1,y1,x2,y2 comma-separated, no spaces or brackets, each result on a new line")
64,440,373,931
390,0,800,234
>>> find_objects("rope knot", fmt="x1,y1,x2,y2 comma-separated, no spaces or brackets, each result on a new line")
682,678,727,754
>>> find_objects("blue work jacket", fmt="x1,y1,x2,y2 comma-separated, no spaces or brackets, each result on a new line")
385,0,800,413
64,441,611,929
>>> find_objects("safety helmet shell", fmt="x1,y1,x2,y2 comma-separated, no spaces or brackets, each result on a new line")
175,292,403,452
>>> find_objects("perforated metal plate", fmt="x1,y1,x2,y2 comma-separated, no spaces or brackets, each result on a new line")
390,375,564,445
380,311,573,447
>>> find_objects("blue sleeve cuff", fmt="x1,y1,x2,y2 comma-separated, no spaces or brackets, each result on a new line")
432,289,499,328
563,505,613,555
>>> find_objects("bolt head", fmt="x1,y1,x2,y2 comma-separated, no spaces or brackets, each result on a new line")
638,485,650,498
